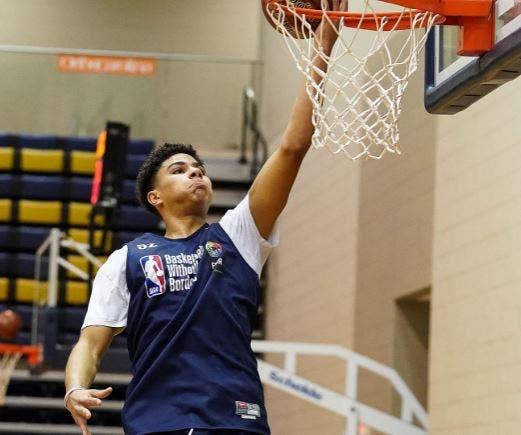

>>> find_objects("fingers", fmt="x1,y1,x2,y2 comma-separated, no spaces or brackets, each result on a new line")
73,403,92,420
82,397,103,407
77,418,91,435
72,411,91,435
89,386,113,399
328,0,348,12
66,387,113,434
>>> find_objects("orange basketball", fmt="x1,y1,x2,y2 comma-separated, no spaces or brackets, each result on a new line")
261,0,330,39
0,310,23,340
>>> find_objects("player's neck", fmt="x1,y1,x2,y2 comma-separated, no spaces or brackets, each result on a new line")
161,214,206,239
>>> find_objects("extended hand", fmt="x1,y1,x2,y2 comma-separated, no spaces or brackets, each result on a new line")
314,0,349,53
66,387,113,435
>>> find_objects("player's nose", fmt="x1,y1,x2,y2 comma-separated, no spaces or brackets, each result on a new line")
188,167,203,178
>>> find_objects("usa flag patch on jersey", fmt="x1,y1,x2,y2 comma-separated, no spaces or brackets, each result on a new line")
140,255,167,297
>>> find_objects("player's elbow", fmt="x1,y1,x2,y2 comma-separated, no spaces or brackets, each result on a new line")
279,137,310,160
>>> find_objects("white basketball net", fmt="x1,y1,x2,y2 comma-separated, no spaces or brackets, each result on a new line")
0,352,21,406
267,0,439,159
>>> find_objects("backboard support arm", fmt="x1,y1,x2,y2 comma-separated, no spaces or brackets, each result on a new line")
386,0,495,55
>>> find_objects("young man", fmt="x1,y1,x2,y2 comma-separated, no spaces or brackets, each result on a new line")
64,2,347,434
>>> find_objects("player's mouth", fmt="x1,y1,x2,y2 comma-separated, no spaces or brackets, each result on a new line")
191,181,207,190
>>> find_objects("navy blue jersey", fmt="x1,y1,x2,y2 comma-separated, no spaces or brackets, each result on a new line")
121,223,270,435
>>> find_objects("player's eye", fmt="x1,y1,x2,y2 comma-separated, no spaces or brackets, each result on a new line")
172,168,183,174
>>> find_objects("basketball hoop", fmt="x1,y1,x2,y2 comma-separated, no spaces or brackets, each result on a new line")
264,0,494,159
0,344,41,406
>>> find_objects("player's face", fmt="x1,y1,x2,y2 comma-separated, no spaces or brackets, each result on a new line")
150,153,213,213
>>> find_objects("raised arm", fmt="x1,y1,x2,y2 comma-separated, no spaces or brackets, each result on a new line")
65,325,122,435
249,0,348,239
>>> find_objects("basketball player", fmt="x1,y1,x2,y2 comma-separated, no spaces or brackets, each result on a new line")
64,2,348,434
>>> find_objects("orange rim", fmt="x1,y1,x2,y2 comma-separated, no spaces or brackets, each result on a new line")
0,343,42,366
266,1,446,31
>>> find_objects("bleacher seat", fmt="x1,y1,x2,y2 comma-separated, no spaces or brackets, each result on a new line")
0,225,51,251
123,179,137,204
0,277,7,300
3,146,150,179
0,173,11,196
0,252,48,279
120,204,160,230
0,199,11,221
20,148,64,173
70,150,96,175
127,139,154,155
0,253,8,276
0,134,163,308
0,278,90,306
18,134,59,149
0,147,13,170
63,136,97,151
124,154,146,177
0,224,142,254
19,175,66,200
0,133,13,147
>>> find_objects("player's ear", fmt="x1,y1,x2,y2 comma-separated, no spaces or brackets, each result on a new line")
147,190,162,208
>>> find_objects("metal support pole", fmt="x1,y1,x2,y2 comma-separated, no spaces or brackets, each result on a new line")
346,361,359,435
44,228,61,366
47,229,61,308
284,352,297,374
239,88,249,164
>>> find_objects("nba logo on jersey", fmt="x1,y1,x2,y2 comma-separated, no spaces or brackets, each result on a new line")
139,255,167,298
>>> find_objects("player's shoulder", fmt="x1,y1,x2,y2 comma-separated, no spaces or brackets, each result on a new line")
95,244,128,280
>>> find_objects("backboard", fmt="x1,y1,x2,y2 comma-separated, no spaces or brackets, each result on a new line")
425,0,521,114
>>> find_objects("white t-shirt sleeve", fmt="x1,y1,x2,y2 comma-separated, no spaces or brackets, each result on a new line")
82,245,130,330
219,194,279,276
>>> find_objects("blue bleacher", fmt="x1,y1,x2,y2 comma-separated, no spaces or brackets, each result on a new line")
18,134,59,149
69,176,93,201
122,179,137,204
124,153,146,177
19,174,66,200
0,133,14,146
0,252,48,278
0,225,50,251
0,173,11,196
63,136,97,151
0,252,8,275
1,174,142,203
128,139,154,155
120,205,160,230
62,136,153,154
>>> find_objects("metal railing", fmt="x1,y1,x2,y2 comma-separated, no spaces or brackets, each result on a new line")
33,229,102,362
252,340,428,435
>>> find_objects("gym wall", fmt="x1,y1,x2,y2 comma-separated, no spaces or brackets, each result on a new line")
0,0,261,147
259,8,521,435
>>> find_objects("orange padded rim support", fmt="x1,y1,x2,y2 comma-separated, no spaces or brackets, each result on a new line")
266,1,446,30
385,0,493,17
0,343,42,366
388,0,496,55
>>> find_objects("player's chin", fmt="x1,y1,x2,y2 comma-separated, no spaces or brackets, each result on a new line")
192,187,212,203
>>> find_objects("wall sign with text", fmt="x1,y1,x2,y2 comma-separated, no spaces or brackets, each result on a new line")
57,54,156,77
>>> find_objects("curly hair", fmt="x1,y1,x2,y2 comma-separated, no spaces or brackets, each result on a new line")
136,143,204,216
